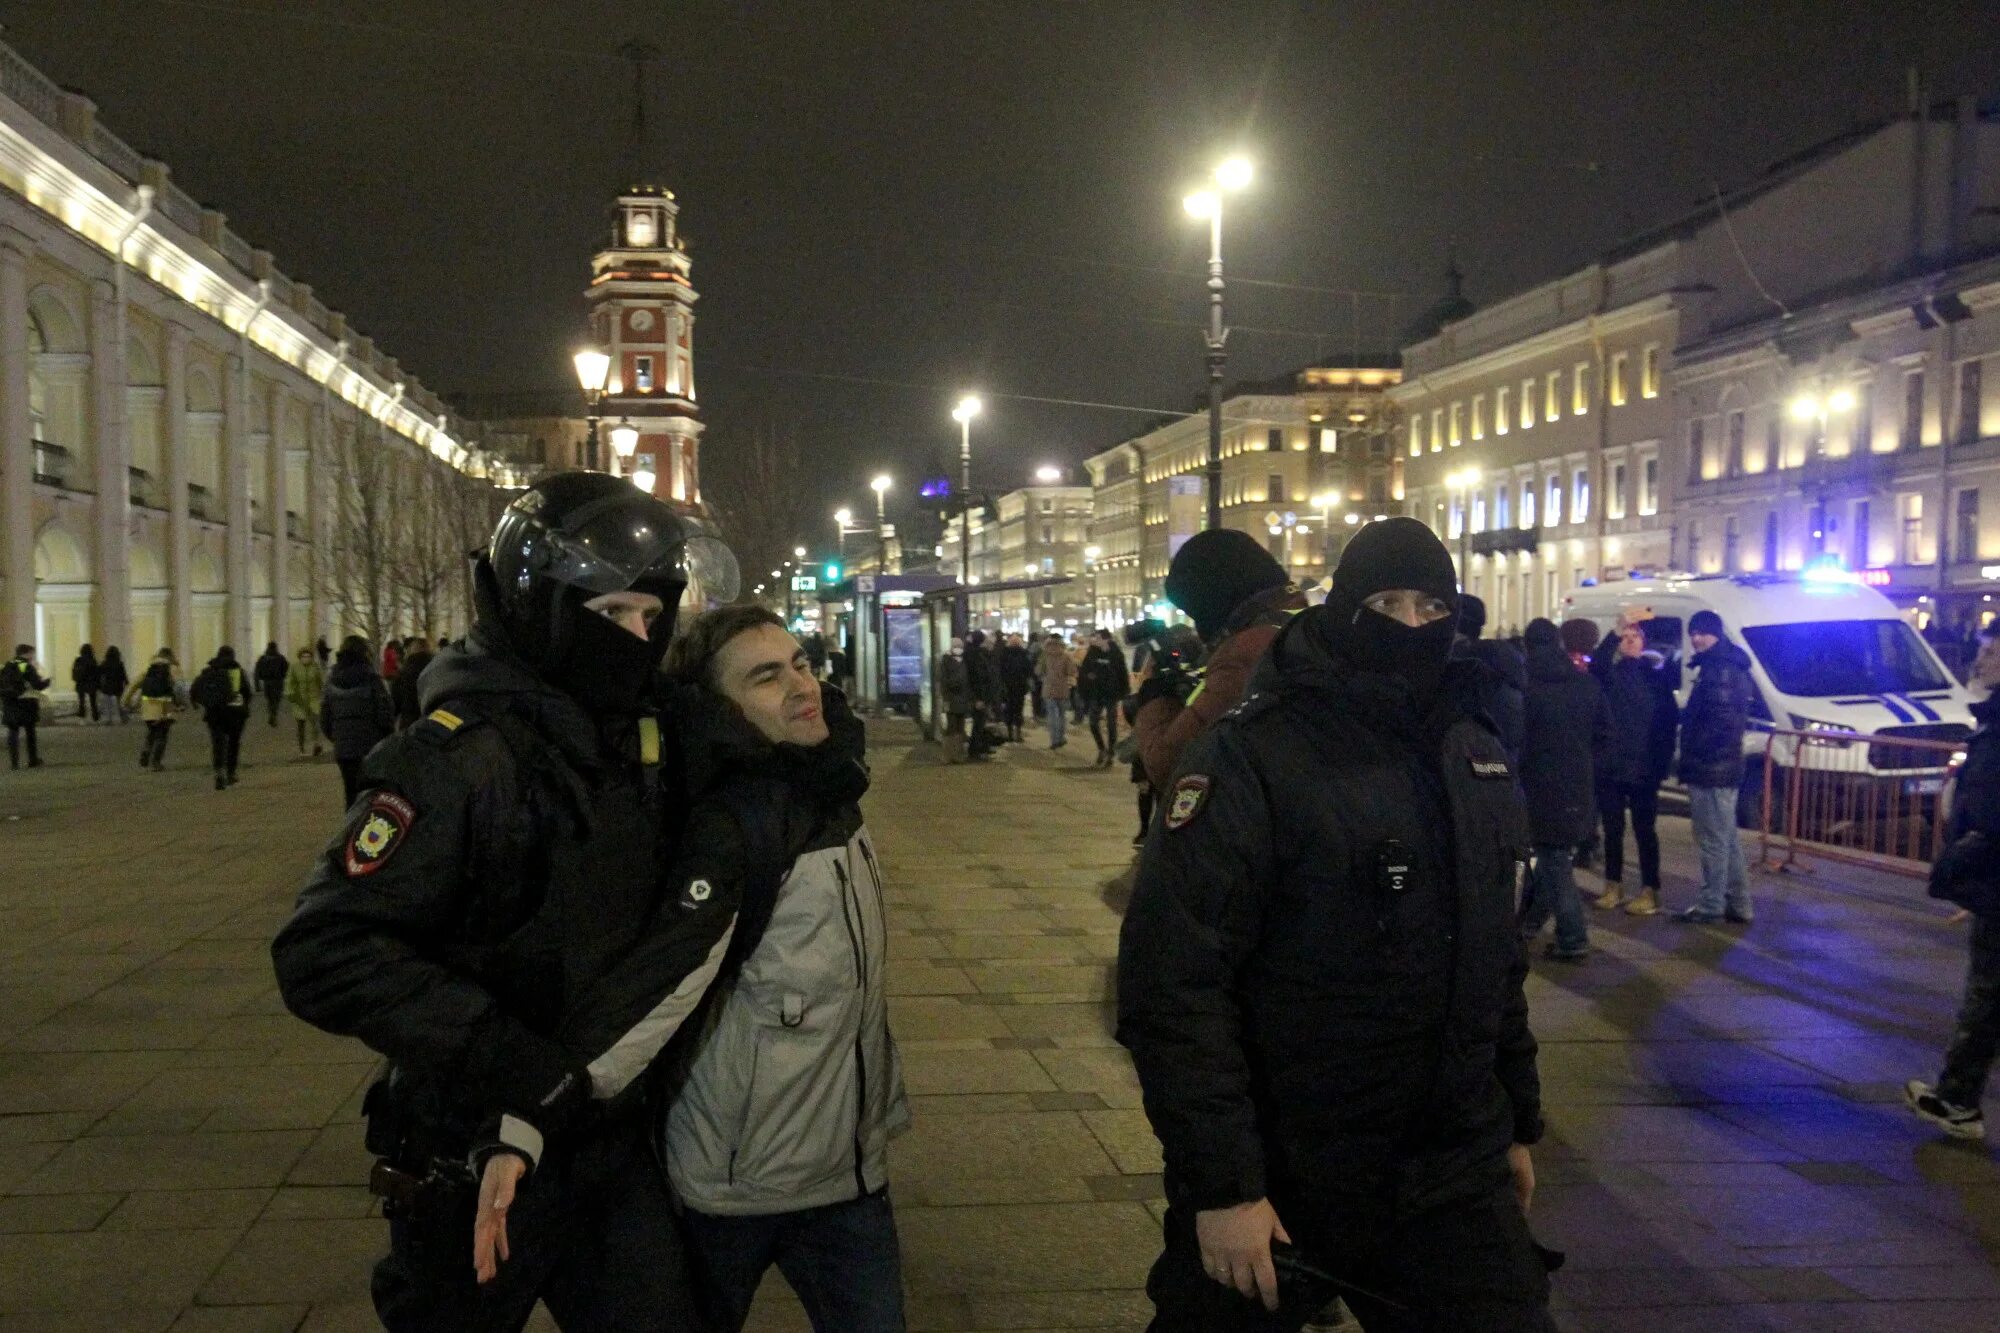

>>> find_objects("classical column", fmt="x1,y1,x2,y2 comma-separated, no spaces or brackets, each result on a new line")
0,234,32,648
309,397,333,644
163,322,191,660
268,382,290,647
224,346,251,650
90,279,132,653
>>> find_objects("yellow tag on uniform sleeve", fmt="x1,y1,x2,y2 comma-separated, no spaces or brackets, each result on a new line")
638,716,661,766
426,708,463,732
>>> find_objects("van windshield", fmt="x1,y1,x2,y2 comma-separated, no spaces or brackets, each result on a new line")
1740,620,1949,697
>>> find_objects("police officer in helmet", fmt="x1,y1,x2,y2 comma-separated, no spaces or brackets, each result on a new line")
273,471,740,1331
1118,517,1551,1331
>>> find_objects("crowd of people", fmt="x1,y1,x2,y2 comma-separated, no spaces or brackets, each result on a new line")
11,464,1999,1331
0,631,460,800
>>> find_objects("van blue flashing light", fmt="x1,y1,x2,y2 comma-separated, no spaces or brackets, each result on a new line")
1800,557,1861,587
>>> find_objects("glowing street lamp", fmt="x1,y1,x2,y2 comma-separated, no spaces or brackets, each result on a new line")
870,474,893,575
608,421,639,460
1183,154,1254,530
571,347,611,469
952,395,982,627
1035,464,1063,484
1446,466,1484,583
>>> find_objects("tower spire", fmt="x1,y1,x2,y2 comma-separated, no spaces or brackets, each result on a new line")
618,38,663,191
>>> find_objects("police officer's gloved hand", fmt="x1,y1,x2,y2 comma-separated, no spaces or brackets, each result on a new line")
1134,671,1193,712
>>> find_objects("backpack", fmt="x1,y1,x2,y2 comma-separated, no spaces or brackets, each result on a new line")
140,662,175,699
189,664,235,712
0,659,22,701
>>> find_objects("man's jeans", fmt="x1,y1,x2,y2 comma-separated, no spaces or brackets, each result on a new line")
685,1190,906,1333
1045,697,1068,746
1940,914,2000,1108
1518,844,1588,953
1688,784,1751,916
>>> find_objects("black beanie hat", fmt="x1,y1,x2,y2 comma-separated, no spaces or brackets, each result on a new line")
1165,529,1290,641
1331,517,1460,610
1458,594,1488,638
1524,617,1560,647
1689,609,1725,638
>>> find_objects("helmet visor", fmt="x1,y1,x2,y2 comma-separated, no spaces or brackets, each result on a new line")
678,533,740,608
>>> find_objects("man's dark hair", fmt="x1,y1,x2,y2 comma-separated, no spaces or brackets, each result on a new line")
665,605,786,687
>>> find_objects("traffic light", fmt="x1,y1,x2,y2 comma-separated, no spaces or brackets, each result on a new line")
824,561,843,583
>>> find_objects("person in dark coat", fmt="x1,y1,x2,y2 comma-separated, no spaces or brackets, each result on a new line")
1588,616,1679,916
1909,624,2000,1140
320,636,396,806
997,633,1034,742
1136,530,1302,793
937,636,972,763
1,644,51,768
97,646,130,724
254,642,289,727
71,644,101,721
1454,596,1525,768
1516,619,1613,960
1675,609,1757,923
1078,629,1133,768
1118,518,1550,1332
192,646,254,789
1559,619,1605,868
389,637,435,731
963,629,1004,759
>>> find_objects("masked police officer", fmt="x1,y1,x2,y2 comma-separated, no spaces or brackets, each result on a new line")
1117,517,1552,1332
272,472,741,1332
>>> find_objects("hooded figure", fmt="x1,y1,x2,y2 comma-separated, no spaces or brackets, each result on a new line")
1137,529,1303,790
1119,518,1549,1331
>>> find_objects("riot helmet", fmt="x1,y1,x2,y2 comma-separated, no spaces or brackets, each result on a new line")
481,471,738,710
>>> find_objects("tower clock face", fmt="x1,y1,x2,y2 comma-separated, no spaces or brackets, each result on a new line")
629,309,655,333
628,213,656,246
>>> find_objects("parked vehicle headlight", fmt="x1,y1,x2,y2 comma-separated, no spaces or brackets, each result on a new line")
1787,714,1857,748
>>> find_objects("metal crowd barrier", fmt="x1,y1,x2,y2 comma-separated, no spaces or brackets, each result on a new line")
1752,724,1968,878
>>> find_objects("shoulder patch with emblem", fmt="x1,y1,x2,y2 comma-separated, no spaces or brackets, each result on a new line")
686,877,713,904
344,792,416,876
1165,774,1212,830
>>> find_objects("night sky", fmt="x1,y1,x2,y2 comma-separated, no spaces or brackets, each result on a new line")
13,1,2000,544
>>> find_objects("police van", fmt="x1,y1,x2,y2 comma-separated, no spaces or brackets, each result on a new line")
1560,570,1975,820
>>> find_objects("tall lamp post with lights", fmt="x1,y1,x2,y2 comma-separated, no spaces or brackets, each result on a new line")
870,474,893,574
572,347,611,470
1183,156,1254,531
1446,466,1483,589
952,395,982,629
1790,387,1856,560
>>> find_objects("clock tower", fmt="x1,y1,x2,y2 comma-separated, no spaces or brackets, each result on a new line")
585,43,703,506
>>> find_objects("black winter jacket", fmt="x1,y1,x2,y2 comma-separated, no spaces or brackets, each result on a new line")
272,627,736,1165
1521,642,1612,846
1456,637,1525,767
1677,640,1755,789
1077,644,1131,706
997,644,1033,699
390,650,435,729
318,660,395,761
1591,635,1679,787
1117,608,1541,1235
254,650,289,693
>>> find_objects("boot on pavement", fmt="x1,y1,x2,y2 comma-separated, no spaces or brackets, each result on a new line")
1624,888,1661,916
1594,882,1626,911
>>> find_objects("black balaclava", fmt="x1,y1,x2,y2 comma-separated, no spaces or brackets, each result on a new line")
545,579,682,717
1165,528,1291,643
1317,517,1462,702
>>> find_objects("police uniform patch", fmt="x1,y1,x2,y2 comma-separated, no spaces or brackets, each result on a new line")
1164,774,1211,830
344,792,415,877
687,878,713,903
1469,758,1512,779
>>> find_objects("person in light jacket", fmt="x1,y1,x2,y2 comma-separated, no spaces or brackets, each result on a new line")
567,604,910,1332
283,645,325,757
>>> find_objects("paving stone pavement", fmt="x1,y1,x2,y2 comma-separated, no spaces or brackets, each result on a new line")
2,709,1998,1331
